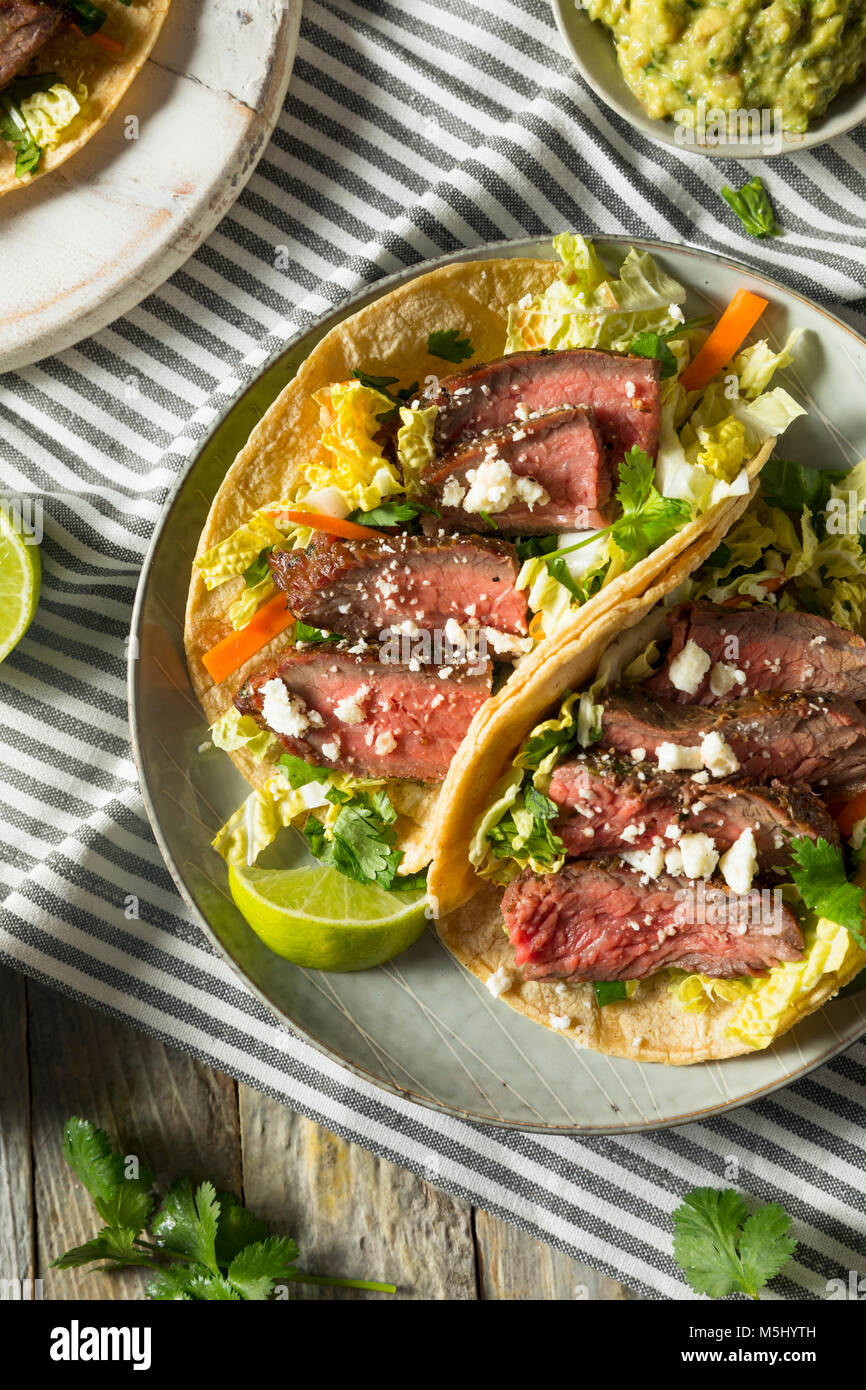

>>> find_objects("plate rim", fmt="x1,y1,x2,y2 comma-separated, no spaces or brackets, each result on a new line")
129,233,866,1135
550,0,866,159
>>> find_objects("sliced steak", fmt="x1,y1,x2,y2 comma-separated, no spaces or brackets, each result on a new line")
431,349,661,464
0,1,67,89
234,645,491,780
547,751,838,867
268,533,528,639
646,601,866,704
600,687,866,791
420,408,614,534
501,860,804,982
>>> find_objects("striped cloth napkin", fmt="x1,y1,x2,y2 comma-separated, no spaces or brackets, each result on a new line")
3,0,866,1299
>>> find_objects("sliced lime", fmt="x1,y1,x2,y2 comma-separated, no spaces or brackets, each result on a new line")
228,863,429,971
0,506,40,663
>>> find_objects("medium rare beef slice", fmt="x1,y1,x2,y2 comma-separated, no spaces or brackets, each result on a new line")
420,408,614,534
501,860,804,983
547,751,838,867
600,687,866,791
268,532,528,640
646,601,866,704
431,349,661,464
234,645,491,780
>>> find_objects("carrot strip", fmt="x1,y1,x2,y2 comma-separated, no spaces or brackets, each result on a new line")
72,24,125,54
280,509,387,541
836,788,866,841
678,288,769,394
202,593,294,685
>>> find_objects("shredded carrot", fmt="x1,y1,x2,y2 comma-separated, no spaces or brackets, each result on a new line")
280,509,387,541
678,288,769,394
836,789,866,841
528,611,546,643
72,24,125,55
202,593,294,685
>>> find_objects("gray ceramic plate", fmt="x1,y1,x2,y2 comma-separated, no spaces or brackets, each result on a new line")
130,236,866,1133
552,1,866,158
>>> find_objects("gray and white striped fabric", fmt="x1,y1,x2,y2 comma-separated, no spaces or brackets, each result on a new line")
3,0,866,1299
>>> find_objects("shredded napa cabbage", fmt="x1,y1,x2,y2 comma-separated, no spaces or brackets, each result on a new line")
195,511,285,591
210,708,275,760
20,81,83,150
396,403,437,493
309,380,403,512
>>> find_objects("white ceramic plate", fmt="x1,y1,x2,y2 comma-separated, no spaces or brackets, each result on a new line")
131,236,866,1133
552,0,866,158
0,0,301,372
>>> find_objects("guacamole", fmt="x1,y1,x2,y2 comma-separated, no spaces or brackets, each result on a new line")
585,0,866,132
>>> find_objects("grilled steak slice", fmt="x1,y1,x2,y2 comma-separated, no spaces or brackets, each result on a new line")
646,601,866,704
431,349,661,464
420,408,614,534
268,533,528,640
0,1,67,88
547,751,838,867
601,687,866,791
501,860,804,982
234,645,491,780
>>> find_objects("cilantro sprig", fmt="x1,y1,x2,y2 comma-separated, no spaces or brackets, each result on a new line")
790,836,866,947
540,447,691,574
721,176,781,239
0,76,59,179
427,328,474,363
53,1118,394,1300
305,786,426,890
673,1188,796,1299
488,783,564,868
629,317,713,378
352,369,419,423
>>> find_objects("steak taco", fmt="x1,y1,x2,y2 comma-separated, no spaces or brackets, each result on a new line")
431,456,866,1063
185,235,801,916
0,0,170,191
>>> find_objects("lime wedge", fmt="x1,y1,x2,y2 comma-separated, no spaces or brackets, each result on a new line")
228,863,429,971
0,507,41,663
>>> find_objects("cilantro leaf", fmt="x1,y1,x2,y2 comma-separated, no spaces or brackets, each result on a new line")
790,837,865,946
352,369,419,423
629,331,678,379
278,753,331,789
427,329,473,363
347,501,424,527
52,1228,148,1270
213,1191,269,1264
227,1236,300,1300
152,1179,221,1275
488,781,565,868
594,981,627,1007
61,1117,154,1232
243,547,273,588
760,456,846,515
294,619,340,644
673,1188,796,1299
304,789,404,888
721,177,781,239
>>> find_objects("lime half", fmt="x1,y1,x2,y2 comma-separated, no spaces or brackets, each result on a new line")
0,506,41,663
228,863,429,971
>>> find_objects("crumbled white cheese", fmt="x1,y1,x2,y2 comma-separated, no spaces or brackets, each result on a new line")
260,679,322,737
678,832,719,880
549,1014,570,1030
462,455,549,515
630,747,647,763
622,845,665,879
334,684,370,725
482,626,534,656
656,742,703,772
620,821,645,844
700,730,740,778
486,965,514,998
719,828,758,895
441,477,466,508
664,846,684,877
321,738,341,761
668,639,711,695
374,731,397,755
444,617,466,648
708,661,740,698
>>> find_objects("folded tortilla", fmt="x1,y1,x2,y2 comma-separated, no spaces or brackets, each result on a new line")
0,1,171,195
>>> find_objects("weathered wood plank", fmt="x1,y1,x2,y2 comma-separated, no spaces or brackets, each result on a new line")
474,1208,636,1300
27,980,242,1299
239,1084,478,1299
0,966,34,1290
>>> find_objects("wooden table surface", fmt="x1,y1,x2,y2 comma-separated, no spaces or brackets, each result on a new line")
0,963,637,1301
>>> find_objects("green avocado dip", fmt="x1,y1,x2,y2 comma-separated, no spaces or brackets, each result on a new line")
584,0,866,133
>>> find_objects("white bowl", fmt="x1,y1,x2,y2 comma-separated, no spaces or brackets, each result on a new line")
552,0,866,158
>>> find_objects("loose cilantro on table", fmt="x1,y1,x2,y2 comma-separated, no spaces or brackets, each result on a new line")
427,328,474,363
790,836,866,947
721,176,781,239
53,1118,395,1299
673,1188,796,1299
